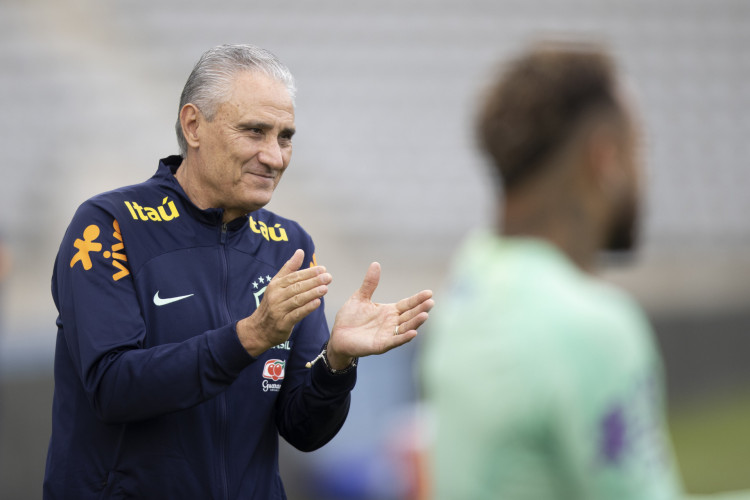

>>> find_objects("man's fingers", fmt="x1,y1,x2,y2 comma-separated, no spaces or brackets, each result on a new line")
355,262,381,302
262,278,328,335
243,251,332,353
276,266,331,292
396,290,434,314
396,311,430,336
282,297,324,327
275,249,305,279
386,329,419,350
271,247,330,295
398,298,434,325
283,282,329,310
260,251,330,328
270,272,330,326
392,293,434,337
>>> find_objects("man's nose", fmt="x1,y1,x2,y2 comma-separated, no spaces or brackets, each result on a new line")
258,137,285,169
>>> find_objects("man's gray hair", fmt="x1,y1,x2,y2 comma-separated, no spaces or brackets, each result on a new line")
175,44,297,156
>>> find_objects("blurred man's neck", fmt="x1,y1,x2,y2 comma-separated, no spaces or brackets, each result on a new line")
499,179,601,273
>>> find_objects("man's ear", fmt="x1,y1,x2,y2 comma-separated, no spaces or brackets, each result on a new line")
180,104,201,149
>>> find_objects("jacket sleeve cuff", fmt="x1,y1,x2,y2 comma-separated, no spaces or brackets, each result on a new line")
207,323,256,378
310,357,357,395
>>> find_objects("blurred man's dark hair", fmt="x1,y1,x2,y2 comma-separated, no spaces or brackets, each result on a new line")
478,43,626,191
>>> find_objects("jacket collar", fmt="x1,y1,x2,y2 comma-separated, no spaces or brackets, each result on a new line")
153,155,249,230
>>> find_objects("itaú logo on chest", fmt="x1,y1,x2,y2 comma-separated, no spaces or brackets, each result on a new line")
262,359,286,381
124,197,179,222
249,216,287,242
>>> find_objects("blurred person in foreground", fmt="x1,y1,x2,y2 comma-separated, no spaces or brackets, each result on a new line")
421,42,748,500
44,44,433,499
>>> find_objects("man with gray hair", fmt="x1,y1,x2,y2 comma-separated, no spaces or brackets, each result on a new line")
44,44,433,499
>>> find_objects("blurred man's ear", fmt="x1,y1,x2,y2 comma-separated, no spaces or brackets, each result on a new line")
180,103,202,150
584,120,625,198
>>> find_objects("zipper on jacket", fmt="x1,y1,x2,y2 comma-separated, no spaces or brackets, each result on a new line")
218,393,229,500
218,222,230,500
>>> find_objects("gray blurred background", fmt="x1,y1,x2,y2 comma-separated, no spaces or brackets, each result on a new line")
1,0,749,498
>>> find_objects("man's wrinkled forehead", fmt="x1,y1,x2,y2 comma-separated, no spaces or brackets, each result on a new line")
223,69,294,107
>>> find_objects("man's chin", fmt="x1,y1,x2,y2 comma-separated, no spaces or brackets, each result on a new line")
241,192,274,213
600,220,639,267
605,197,639,253
606,231,636,253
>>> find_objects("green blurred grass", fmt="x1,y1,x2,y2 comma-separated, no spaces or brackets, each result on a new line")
670,388,750,494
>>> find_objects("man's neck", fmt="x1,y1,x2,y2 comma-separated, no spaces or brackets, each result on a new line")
174,157,207,209
173,157,243,223
499,193,600,273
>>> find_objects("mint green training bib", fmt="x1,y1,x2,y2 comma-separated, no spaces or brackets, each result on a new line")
422,232,683,500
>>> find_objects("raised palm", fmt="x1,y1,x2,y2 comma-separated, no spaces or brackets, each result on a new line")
327,262,434,367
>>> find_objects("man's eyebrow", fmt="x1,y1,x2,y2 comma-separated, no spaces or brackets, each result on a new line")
238,120,272,130
238,121,295,136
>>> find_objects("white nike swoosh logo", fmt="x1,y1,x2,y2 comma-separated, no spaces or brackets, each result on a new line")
153,291,194,306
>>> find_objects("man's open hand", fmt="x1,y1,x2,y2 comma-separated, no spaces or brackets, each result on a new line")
237,249,331,357
326,262,434,370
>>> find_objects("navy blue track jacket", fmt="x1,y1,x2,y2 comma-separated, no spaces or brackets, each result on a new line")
44,156,356,499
